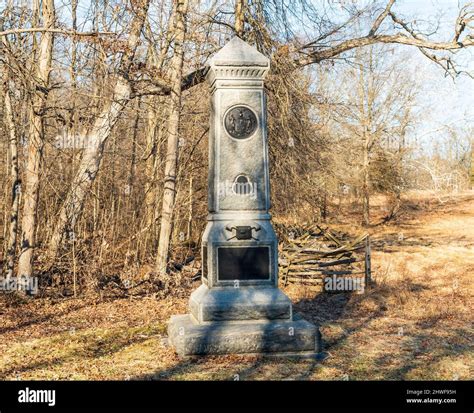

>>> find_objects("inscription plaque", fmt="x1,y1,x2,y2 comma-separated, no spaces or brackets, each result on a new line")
217,246,270,280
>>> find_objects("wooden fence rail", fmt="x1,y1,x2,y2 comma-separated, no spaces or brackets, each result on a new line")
278,224,371,294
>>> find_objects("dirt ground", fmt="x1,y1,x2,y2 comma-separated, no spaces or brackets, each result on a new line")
1,191,473,380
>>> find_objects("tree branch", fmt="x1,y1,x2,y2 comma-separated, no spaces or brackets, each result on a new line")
368,0,396,37
0,27,114,37
297,32,474,66
121,66,210,98
131,77,171,98
137,4,474,95
454,3,474,42
181,66,209,91
389,10,473,78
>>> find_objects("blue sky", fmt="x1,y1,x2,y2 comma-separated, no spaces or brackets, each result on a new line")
309,0,473,154
386,0,473,152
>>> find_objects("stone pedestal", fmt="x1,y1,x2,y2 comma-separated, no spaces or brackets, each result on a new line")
168,37,322,357
169,312,318,356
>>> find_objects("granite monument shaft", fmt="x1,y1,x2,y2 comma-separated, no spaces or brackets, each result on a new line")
168,37,321,357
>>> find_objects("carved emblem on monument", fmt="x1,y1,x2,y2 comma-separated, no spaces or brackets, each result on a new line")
224,106,258,139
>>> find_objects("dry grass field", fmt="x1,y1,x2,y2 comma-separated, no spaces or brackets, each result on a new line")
1,191,473,380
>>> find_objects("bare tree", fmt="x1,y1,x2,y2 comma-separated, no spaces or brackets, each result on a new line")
332,44,418,225
155,0,190,275
0,0,471,296
17,0,55,280
47,0,152,260
143,3,176,251
471,137,474,189
1,29,20,281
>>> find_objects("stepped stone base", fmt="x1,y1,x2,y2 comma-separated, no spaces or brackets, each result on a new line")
189,285,292,323
168,312,321,357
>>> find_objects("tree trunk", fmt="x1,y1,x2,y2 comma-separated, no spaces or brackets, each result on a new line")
155,0,189,275
362,132,370,227
186,175,193,241
47,0,150,260
128,97,141,207
470,139,474,189
142,8,176,252
17,0,55,279
358,47,374,228
235,0,246,38
143,97,162,244
1,58,21,281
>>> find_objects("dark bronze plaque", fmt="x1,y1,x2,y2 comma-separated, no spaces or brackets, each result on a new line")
217,246,270,280
224,106,258,139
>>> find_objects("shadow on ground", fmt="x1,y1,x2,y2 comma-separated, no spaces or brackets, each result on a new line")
131,273,470,381
131,291,355,380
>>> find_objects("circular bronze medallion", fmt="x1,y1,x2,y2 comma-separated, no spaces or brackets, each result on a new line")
224,106,258,139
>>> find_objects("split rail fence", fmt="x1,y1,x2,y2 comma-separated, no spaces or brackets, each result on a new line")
277,224,371,293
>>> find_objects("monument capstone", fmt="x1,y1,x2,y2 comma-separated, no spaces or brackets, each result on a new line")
168,37,322,357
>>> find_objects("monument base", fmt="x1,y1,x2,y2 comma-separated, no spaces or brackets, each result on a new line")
168,312,322,357
189,284,292,322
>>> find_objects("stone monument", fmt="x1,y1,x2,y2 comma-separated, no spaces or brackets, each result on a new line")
168,37,322,357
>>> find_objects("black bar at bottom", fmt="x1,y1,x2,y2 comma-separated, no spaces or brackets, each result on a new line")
0,380,472,412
